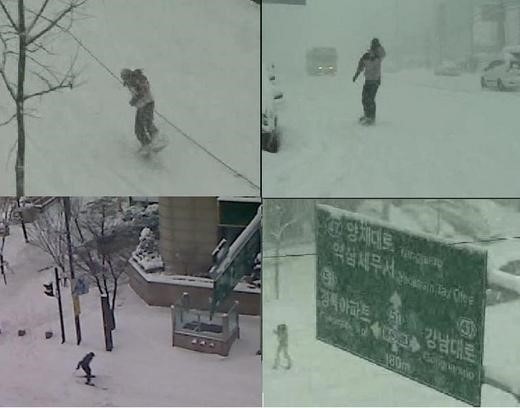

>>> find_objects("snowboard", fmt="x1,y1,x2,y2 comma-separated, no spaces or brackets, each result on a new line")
358,116,375,126
138,134,169,156
75,374,107,390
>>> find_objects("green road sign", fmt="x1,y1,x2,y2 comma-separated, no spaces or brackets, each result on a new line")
315,204,487,406
211,225,261,315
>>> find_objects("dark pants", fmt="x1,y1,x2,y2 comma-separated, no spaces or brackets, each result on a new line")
135,102,158,145
362,80,380,119
80,364,92,383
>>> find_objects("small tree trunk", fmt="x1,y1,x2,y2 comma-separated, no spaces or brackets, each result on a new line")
16,0,27,197
110,278,118,330
274,243,280,300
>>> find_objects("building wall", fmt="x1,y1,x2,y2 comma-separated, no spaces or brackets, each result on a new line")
127,264,260,315
159,197,218,276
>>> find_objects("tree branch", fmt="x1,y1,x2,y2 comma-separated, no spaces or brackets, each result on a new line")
26,0,50,34
0,1,18,31
0,32,16,100
0,112,15,126
27,0,88,46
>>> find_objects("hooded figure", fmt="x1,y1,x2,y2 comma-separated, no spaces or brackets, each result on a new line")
353,38,386,125
273,323,291,369
76,352,95,384
120,68,158,147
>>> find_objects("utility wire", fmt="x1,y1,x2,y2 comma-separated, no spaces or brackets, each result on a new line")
263,253,316,259
263,234,520,257
24,6,260,192
449,235,520,246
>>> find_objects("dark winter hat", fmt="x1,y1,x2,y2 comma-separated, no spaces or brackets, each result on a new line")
120,68,133,80
371,38,381,49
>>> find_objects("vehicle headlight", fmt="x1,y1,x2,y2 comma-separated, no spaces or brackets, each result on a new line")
318,66,323,70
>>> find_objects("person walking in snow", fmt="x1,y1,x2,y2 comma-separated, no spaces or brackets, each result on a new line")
273,323,291,369
353,38,386,125
121,68,158,149
76,352,95,384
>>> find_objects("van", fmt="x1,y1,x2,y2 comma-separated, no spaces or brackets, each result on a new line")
306,47,338,76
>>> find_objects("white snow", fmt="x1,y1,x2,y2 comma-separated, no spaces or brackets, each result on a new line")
263,200,520,406
263,254,520,407
130,258,260,294
0,0,260,196
263,18,520,197
0,225,261,406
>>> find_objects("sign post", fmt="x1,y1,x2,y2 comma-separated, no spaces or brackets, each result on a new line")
315,204,487,406
54,267,66,344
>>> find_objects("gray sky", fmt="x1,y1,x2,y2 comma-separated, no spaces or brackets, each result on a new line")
262,0,441,73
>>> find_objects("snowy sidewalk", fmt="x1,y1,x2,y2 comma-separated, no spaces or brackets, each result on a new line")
0,226,261,406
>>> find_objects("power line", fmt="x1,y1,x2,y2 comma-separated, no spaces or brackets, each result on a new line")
449,235,520,246
263,253,316,259
24,6,260,192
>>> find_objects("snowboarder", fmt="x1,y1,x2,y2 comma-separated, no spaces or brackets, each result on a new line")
353,38,386,125
273,323,291,369
121,68,159,151
76,352,95,384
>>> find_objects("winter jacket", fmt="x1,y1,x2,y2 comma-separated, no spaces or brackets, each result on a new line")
125,72,154,109
356,46,386,81
76,352,94,369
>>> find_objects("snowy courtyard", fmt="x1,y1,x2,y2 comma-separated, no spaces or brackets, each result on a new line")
262,199,520,406
0,224,261,406
0,0,260,196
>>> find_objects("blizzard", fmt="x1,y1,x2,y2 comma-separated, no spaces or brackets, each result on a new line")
0,0,260,196
263,199,520,406
263,68,520,197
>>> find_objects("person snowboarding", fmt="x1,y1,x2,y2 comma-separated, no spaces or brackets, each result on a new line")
75,352,95,385
353,38,386,125
273,323,291,369
121,68,159,152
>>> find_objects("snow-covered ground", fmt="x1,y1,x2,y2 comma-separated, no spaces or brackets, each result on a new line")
262,67,520,197
262,200,520,406
0,225,261,406
0,0,260,196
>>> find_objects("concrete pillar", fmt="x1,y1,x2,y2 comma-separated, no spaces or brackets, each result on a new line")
159,197,218,276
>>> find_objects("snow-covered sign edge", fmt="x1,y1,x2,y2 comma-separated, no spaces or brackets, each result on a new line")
316,204,488,256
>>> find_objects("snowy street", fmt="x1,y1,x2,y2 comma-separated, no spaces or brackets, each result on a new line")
263,69,520,197
262,199,520,406
0,0,260,196
263,255,520,407
0,225,261,406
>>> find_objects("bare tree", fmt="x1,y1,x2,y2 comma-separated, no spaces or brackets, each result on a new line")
27,201,68,284
0,0,88,195
264,199,306,300
0,197,16,284
72,198,131,327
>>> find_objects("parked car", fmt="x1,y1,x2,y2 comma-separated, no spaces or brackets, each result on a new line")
267,64,284,100
434,61,462,76
262,63,280,153
306,47,337,76
481,59,520,91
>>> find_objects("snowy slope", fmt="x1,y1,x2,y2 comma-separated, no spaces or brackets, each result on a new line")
262,67,520,197
0,0,259,195
0,226,261,406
